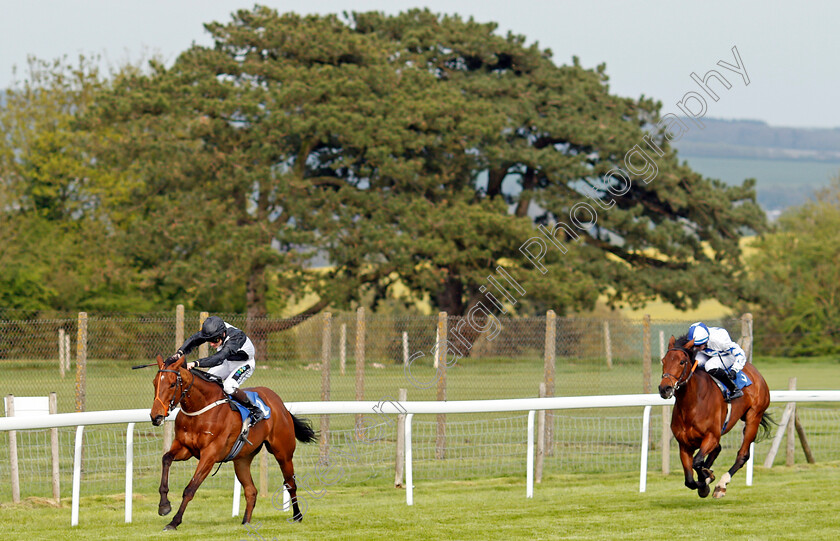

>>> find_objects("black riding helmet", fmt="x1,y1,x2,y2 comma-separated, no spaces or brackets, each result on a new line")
199,316,227,342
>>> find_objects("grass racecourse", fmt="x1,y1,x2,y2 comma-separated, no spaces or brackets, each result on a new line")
1,465,839,540
1,357,839,539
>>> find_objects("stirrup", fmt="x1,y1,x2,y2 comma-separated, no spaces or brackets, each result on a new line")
248,407,265,425
726,389,743,402
239,420,253,446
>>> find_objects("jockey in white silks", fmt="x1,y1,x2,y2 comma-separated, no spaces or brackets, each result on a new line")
687,322,747,402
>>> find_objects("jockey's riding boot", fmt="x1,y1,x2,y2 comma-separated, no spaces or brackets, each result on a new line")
708,368,743,402
230,388,265,424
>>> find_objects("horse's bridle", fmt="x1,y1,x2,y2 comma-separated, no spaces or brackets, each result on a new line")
661,346,699,392
155,367,195,415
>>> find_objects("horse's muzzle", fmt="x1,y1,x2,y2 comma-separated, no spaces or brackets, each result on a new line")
151,415,165,426
659,385,674,399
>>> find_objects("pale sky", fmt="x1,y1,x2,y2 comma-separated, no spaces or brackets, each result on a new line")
1,0,838,128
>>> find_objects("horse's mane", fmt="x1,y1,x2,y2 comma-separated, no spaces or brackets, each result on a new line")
674,334,691,348
162,357,224,387
189,368,224,387
672,334,698,361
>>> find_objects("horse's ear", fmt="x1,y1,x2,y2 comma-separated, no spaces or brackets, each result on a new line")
686,339,695,349
156,354,165,369
668,335,676,349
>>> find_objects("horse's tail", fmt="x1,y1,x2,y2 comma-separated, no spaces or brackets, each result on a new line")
291,414,318,444
756,411,776,443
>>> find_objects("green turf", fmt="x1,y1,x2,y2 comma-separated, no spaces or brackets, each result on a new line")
2,356,839,530
1,463,839,540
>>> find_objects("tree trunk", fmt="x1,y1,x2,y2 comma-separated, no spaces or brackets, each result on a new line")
435,276,464,316
515,167,536,218
246,263,269,362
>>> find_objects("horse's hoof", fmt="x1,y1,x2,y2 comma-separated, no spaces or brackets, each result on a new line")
292,513,303,522
713,486,727,499
163,524,177,531
698,484,710,498
158,504,172,516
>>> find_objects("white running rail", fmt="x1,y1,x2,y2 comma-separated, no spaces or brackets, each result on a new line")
1,390,839,526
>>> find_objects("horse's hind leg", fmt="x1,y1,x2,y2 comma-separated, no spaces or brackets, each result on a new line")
704,444,722,470
159,439,191,516
270,448,305,522
233,454,258,524
714,412,761,499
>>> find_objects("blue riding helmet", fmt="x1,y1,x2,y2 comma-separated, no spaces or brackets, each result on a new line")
687,322,710,346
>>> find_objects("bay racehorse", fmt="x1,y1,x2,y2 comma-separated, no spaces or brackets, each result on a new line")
149,354,316,529
659,335,773,498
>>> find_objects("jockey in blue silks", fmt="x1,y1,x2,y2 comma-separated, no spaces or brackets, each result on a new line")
687,322,747,402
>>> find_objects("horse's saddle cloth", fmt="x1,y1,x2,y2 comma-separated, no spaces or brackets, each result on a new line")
710,370,753,399
230,390,271,424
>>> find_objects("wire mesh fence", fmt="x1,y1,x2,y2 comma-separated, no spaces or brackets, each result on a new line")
1,406,839,504
2,308,838,507
0,309,747,412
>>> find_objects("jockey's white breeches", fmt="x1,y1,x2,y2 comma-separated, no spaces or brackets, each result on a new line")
697,351,734,372
207,360,255,394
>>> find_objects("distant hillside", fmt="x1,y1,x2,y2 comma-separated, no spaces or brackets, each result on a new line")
673,118,840,161
671,118,840,215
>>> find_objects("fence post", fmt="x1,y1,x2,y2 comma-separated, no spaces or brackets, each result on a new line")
65,332,71,372
50,392,60,503
604,321,613,369
58,329,66,379
198,312,209,359
355,307,365,436
403,331,409,367
659,330,665,359
435,312,447,460
5,395,20,503
340,323,346,376
260,448,268,498
661,404,671,475
536,383,546,483
544,310,556,456
642,315,651,394
787,377,796,466
434,324,439,369
741,313,753,363
76,312,87,413
175,304,184,350
794,413,816,464
395,388,407,488
321,313,331,461
659,329,670,474
763,403,795,468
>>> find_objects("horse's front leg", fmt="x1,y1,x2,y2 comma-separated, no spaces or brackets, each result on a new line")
679,443,698,491
159,439,191,516
704,444,722,470
692,434,720,498
165,454,217,530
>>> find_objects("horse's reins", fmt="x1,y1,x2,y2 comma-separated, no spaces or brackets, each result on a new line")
156,367,230,416
661,346,699,392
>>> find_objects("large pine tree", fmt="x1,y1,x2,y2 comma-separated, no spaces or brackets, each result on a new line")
79,7,764,344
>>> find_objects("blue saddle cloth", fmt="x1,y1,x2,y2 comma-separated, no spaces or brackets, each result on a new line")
712,370,752,399
231,390,271,423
